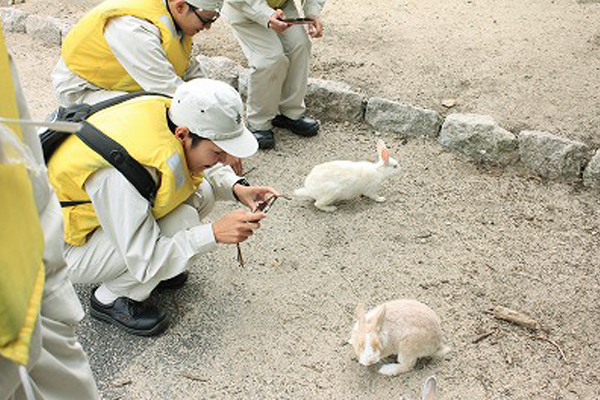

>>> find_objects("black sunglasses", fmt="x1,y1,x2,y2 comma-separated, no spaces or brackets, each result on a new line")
186,3,220,25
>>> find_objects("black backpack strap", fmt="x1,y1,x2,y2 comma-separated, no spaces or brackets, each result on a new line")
75,121,158,206
46,91,172,206
60,200,91,207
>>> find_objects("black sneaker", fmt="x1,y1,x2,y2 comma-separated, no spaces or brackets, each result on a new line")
250,129,275,149
272,115,319,137
155,271,189,291
90,293,168,337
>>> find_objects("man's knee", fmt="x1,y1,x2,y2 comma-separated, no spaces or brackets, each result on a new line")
252,52,290,76
158,204,201,237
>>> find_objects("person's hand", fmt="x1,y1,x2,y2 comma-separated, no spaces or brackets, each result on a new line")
233,184,280,211
212,209,266,243
268,9,289,33
223,154,243,175
307,15,323,38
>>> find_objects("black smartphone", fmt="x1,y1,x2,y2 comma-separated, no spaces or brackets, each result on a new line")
255,195,278,213
279,17,314,24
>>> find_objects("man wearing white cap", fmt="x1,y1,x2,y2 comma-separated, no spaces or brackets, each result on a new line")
222,0,326,149
46,78,278,336
52,0,223,106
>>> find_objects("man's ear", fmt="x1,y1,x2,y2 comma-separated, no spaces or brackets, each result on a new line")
174,127,190,144
168,0,187,16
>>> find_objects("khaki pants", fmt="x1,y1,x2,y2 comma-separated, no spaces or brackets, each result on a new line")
223,2,312,130
0,275,99,400
64,179,215,302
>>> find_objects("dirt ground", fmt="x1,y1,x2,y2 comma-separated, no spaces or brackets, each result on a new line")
4,0,600,399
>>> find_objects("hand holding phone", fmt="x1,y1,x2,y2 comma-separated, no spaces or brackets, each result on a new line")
278,17,314,25
254,195,278,213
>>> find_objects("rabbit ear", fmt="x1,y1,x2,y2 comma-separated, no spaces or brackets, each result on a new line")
377,139,390,166
372,304,386,331
422,376,437,400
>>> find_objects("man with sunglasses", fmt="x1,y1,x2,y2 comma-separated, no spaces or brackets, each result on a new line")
222,0,326,149
52,0,244,173
52,0,221,106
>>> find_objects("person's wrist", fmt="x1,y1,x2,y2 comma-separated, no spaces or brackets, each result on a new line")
233,178,250,201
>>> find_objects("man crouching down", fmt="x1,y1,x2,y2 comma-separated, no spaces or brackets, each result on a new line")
47,79,278,336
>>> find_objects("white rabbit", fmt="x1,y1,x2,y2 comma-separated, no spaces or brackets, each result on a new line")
401,376,438,400
294,139,400,212
349,299,450,376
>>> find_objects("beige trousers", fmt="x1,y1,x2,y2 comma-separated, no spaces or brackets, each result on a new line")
64,180,215,302
223,2,312,130
0,275,100,400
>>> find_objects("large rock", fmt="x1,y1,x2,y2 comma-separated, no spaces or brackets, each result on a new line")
365,97,442,138
196,55,241,89
305,78,365,122
0,7,27,33
583,149,600,189
25,15,64,46
519,130,590,182
439,113,519,165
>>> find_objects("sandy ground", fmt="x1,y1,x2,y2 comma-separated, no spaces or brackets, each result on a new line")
4,0,600,399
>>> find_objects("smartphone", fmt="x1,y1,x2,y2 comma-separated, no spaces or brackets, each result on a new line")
279,17,314,25
255,195,278,213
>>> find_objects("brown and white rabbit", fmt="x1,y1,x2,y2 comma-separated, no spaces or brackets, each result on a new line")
349,300,450,376
294,139,400,212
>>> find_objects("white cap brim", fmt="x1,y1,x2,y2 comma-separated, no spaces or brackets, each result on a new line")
213,126,258,158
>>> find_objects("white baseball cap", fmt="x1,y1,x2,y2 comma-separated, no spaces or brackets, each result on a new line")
186,0,223,11
169,79,258,158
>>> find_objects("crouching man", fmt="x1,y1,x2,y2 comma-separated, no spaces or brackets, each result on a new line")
47,79,278,336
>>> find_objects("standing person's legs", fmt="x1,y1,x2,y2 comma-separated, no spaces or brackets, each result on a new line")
227,16,288,131
277,5,312,120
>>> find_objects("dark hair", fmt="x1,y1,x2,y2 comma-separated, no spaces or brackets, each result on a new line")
189,133,208,148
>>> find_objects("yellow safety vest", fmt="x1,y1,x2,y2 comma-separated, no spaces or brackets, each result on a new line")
62,0,192,92
267,0,289,9
47,96,204,246
0,23,45,366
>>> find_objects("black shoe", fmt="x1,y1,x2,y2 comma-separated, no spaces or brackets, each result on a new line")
251,129,275,149
272,115,319,137
155,271,189,291
90,293,168,337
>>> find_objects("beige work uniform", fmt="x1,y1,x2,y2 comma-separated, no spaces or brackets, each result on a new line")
0,54,99,400
222,0,324,131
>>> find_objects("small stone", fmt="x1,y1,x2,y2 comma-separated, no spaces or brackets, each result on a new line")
441,98,457,108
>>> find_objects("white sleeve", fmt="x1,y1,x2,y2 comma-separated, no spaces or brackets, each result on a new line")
104,15,185,96
204,163,241,202
226,0,273,27
85,168,218,283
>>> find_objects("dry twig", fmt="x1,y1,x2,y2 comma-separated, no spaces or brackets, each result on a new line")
491,305,541,330
472,328,498,344
529,335,567,362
